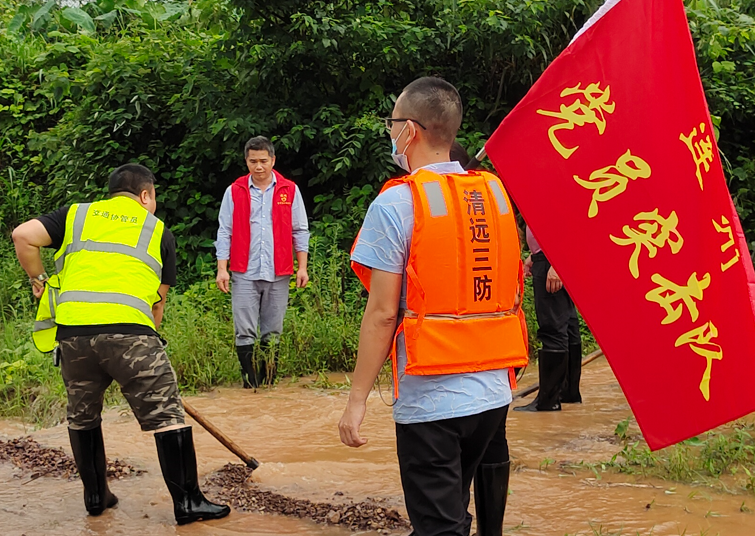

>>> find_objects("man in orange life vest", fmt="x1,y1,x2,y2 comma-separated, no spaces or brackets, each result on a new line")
338,77,529,536
215,136,310,388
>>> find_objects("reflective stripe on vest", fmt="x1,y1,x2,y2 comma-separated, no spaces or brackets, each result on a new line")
486,179,510,215
32,275,60,353
55,203,162,279
34,319,56,331
422,181,448,217
57,290,155,321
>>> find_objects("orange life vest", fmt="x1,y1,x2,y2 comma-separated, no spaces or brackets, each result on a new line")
352,169,530,398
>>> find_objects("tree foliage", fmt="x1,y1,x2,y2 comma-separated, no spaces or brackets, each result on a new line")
687,0,755,237
0,0,753,283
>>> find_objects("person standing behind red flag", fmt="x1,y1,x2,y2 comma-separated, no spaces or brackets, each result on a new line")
514,226,583,411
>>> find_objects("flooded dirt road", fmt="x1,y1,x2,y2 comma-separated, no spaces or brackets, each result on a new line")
1,357,753,535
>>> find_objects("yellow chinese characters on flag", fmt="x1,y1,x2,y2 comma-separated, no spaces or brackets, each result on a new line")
486,0,755,450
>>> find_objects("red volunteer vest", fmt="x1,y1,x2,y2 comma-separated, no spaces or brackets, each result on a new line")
229,172,295,276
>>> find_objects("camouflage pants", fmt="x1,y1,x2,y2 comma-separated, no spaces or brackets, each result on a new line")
59,334,185,431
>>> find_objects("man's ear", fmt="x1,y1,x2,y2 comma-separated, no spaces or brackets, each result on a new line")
270,155,276,168
407,121,419,145
140,189,151,204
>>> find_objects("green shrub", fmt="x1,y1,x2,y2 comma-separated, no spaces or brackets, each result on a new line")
604,417,755,493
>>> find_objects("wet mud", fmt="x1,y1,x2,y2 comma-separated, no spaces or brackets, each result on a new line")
0,436,143,479
205,463,410,533
1,358,754,535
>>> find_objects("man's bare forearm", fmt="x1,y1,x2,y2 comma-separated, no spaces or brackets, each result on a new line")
217,259,229,272
152,284,170,330
152,304,165,330
12,220,51,278
348,309,397,404
14,242,45,278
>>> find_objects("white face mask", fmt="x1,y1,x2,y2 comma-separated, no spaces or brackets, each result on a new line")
390,123,411,172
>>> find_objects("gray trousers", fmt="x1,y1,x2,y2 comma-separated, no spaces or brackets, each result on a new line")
231,275,291,346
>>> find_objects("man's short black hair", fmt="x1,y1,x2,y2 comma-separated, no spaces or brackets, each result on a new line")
398,77,463,147
244,136,275,158
108,164,155,196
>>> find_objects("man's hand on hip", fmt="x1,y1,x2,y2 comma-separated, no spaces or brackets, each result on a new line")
216,269,230,293
296,268,309,288
31,280,45,299
523,253,533,278
546,266,563,294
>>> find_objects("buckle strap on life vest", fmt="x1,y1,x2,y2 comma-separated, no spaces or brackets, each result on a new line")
509,259,526,391
517,259,524,313
405,264,425,339
55,204,162,278
388,322,404,400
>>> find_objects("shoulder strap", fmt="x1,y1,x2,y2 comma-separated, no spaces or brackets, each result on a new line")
380,176,411,194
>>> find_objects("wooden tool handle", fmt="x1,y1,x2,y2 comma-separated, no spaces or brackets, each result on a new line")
183,400,260,470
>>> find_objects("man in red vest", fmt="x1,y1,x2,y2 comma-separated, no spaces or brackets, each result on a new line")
215,136,310,388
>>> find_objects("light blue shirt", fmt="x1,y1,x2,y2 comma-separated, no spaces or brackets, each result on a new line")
351,162,512,425
215,171,310,282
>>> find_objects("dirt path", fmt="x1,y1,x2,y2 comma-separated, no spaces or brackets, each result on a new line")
1,357,753,535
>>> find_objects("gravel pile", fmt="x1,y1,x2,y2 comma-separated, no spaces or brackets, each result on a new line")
205,463,411,534
0,436,144,479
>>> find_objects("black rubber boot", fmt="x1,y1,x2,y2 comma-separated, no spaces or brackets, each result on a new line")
514,350,566,412
512,396,540,412
154,427,231,525
561,343,583,403
473,461,510,536
535,350,567,410
68,426,118,516
236,345,257,389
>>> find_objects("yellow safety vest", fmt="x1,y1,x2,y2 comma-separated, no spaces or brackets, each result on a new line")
32,197,165,351
32,274,60,353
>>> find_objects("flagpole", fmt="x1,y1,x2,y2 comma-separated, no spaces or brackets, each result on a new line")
465,146,488,170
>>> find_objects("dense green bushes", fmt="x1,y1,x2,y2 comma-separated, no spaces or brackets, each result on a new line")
1,0,753,278
0,0,751,424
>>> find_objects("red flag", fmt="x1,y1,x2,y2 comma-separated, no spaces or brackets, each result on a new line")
486,0,755,450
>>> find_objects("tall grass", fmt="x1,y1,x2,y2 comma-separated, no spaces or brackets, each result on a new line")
0,235,365,426
592,418,755,495
0,319,67,427
162,236,364,389
280,237,363,373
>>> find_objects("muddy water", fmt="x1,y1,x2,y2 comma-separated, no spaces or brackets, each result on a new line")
1,358,754,536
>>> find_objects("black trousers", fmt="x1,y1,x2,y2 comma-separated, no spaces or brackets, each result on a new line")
531,252,580,352
396,405,509,536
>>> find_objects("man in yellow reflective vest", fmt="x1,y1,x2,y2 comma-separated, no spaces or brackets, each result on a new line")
11,164,230,525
